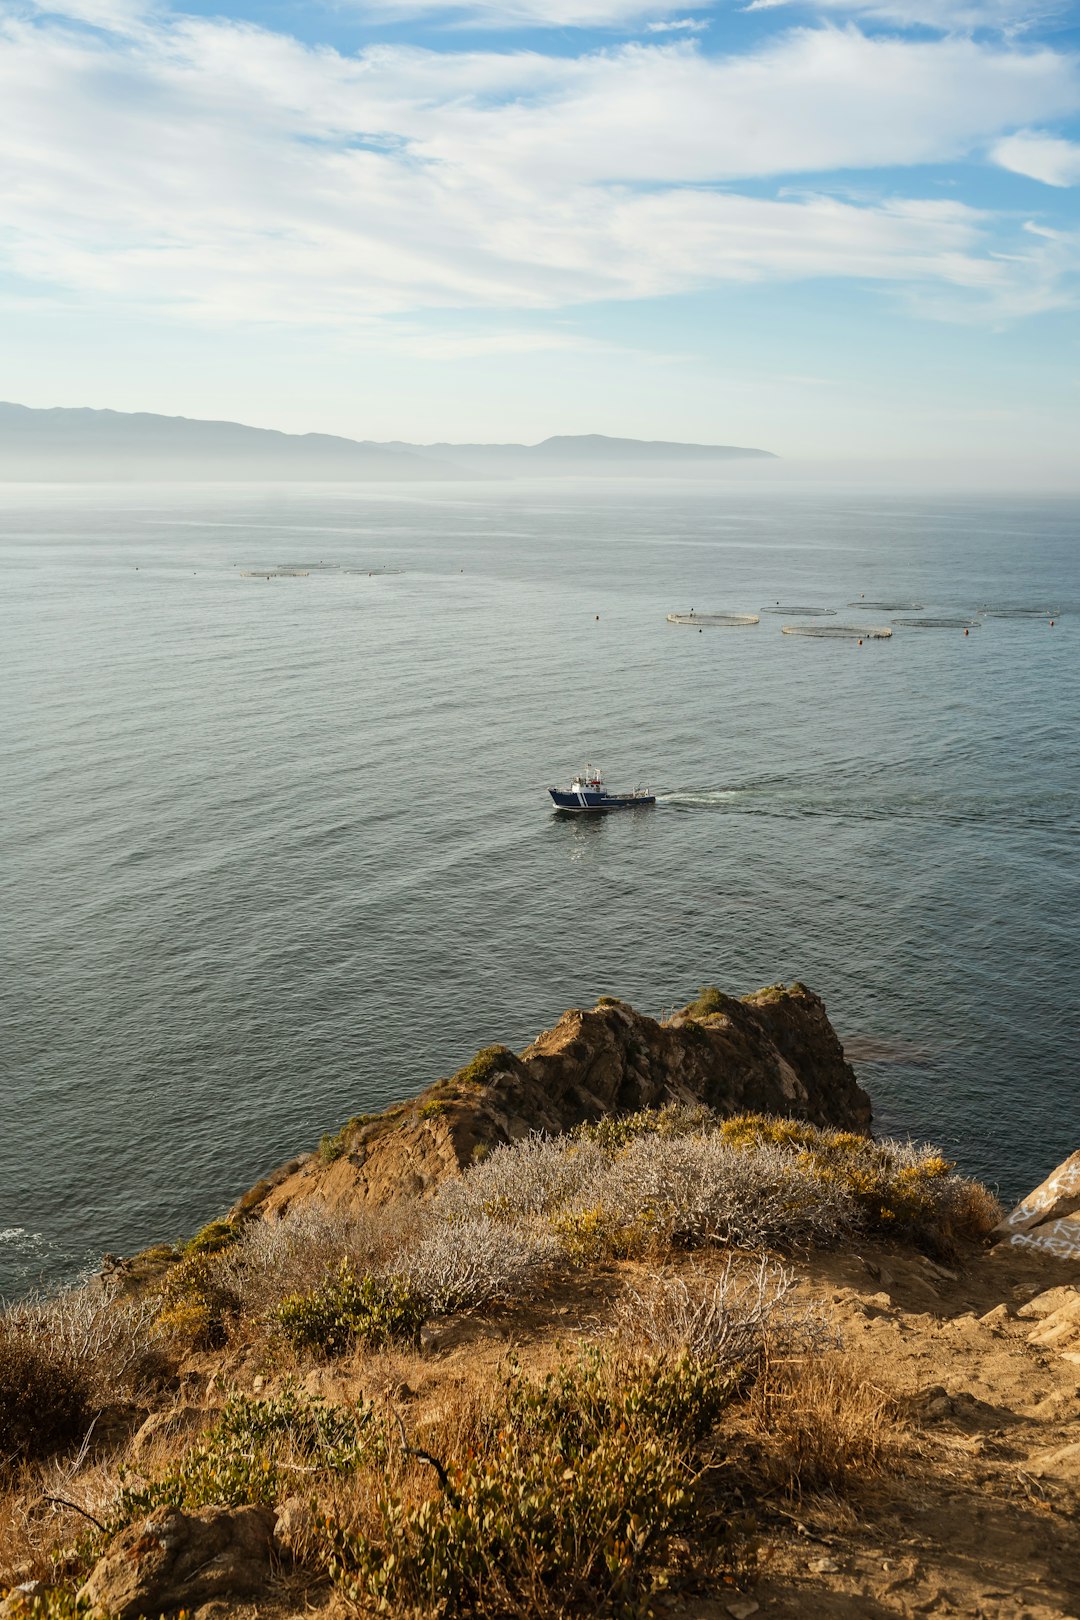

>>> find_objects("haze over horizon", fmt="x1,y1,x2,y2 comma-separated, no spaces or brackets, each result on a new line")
1,0,1078,475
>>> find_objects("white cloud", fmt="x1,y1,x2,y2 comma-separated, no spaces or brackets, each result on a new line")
337,0,711,26
27,0,155,28
0,11,1076,330
743,0,1064,32
645,16,708,31
992,128,1080,185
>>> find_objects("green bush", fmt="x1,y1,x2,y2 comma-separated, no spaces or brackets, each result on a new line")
452,1045,514,1089
574,1104,712,1154
183,1219,239,1257
718,1114,999,1255
154,1250,239,1349
0,1326,91,1465
419,1096,452,1119
685,985,734,1019
0,1592,89,1620
318,1114,377,1164
331,1349,739,1617
118,1388,384,1521
272,1263,427,1356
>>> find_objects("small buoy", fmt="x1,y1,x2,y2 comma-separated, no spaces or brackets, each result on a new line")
964,628,969,636
857,638,863,646
1050,619,1055,626
699,628,703,634
595,614,599,621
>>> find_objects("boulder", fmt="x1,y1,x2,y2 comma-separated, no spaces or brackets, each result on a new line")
78,1505,275,1619
1025,1293,1080,1357
243,985,872,1225
0,1583,47,1619
129,1406,212,1467
995,1150,1080,1261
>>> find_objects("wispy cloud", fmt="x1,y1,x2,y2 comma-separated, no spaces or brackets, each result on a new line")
0,10,1076,329
992,128,1080,185
645,16,708,31
332,0,712,27
743,0,1065,32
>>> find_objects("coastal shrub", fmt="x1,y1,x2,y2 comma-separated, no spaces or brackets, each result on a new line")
0,1326,90,1465
182,1218,239,1257
418,1096,453,1119
685,985,732,1020
451,1044,515,1090
154,1250,239,1350
615,1258,797,1368
551,1136,851,1261
330,1348,739,1617
318,1114,379,1164
3,1279,164,1415
219,1201,423,1319
718,1116,1000,1254
0,1590,89,1620
438,1133,608,1224
394,1216,554,1315
273,1263,427,1356
118,1389,385,1522
435,1108,995,1263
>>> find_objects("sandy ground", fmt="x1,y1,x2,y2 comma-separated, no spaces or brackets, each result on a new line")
167,1233,1079,1620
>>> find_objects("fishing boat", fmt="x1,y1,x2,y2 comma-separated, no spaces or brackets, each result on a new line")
548,767,655,814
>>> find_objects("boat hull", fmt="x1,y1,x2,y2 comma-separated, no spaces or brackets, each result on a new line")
549,788,656,814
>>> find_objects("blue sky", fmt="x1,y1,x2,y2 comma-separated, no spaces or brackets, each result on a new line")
1,0,1079,463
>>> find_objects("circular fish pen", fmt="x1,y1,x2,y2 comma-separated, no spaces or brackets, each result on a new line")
666,612,760,627
760,606,837,616
846,600,925,611
782,623,893,640
892,616,980,629
238,570,309,579
977,605,1059,619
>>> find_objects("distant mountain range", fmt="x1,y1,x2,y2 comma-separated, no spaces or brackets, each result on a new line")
0,404,774,481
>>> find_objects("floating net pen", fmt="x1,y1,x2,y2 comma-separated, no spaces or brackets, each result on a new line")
782,623,893,639
666,611,760,626
892,617,980,629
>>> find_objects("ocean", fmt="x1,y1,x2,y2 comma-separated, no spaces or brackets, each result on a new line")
2,479,1077,1297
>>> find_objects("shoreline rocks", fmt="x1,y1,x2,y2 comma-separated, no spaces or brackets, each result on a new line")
232,983,872,1228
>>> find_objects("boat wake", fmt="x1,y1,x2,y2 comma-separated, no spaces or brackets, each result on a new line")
656,789,744,809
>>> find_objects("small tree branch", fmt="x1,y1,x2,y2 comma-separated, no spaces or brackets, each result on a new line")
40,1496,108,1534
392,1410,454,1498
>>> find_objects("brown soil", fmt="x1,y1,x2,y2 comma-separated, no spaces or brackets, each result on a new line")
157,1238,1080,1620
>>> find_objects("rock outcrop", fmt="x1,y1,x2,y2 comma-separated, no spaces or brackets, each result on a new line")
78,1506,275,1619
995,1149,1080,1261
239,983,871,1225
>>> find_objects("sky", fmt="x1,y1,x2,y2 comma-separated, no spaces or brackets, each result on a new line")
1,0,1079,463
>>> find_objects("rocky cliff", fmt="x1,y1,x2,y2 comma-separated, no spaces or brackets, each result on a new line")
236,982,871,1226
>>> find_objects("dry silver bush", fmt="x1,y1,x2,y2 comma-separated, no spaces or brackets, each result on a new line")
616,1257,795,1367
220,1201,426,1315
5,1278,160,1402
587,1134,855,1253
393,1216,556,1315
438,1134,607,1224
617,1258,840,1370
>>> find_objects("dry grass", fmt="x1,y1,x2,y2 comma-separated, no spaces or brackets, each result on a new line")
0,1453,120,1587
747,1347,906,1499
613,1257,798,1367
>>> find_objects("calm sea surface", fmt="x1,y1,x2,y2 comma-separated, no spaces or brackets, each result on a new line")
2,480,1078,1296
